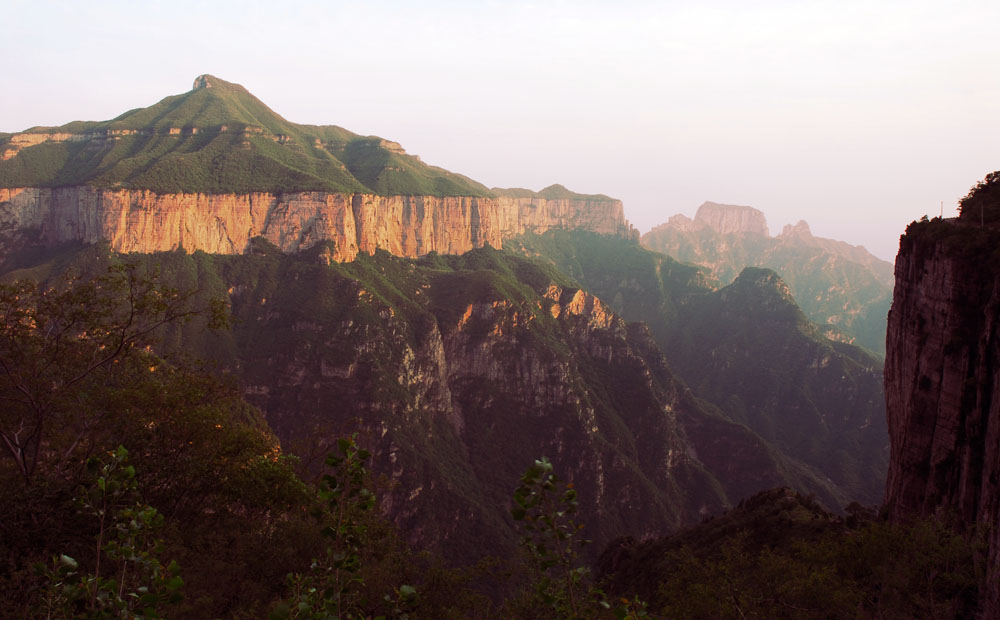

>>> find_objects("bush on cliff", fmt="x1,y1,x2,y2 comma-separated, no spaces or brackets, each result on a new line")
958,170,1000,225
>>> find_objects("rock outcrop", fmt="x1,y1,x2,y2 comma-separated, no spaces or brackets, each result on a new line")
883,217,1000,617
693,201,770,236
779,219,813,239
778,219,895,272
0,186,635,260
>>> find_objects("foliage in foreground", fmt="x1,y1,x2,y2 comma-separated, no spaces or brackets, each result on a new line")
0,265,475,619
600,489,986,620
0,262,224,485
42,446,182,619
271,436,416,620
0,261,989,619
958,170,1000,225
507,457,648,620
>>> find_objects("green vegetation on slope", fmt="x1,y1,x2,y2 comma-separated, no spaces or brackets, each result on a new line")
672,267,886,503
0,238,853,573
0,75,493,197
958,170,1000,225
0,256,529,619
0,239,979,619
187,241,733,559
599,487,984,619
508,230,712,333
641,220,893,355
492,183,615,201
510,230,888,506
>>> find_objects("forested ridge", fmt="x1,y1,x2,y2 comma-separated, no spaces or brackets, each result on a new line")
0,246,985,619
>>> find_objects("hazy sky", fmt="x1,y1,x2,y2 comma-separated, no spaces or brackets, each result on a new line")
4,0,998,260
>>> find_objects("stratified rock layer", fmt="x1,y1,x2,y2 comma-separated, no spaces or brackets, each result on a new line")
0,186,634,259
883,218,1000,617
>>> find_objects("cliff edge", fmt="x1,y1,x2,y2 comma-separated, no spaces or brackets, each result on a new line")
0,75,635,258
0,187,634,259
884,208,1000,616
693,201,770,236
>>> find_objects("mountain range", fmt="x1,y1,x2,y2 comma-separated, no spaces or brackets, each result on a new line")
0,75,915,617
642,201,893,355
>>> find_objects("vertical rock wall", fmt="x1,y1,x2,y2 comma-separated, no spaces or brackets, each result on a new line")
0,187,635,259
693,201,770,236
883,219,1000,617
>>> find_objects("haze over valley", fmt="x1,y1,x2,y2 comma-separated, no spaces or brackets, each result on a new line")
2,3,999,618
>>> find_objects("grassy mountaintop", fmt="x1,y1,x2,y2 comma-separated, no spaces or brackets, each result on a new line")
87,74,310,135
0,75,601,200
491,183,614,201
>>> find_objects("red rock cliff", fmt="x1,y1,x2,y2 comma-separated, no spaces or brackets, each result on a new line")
0,187,635,259
883,217,1000,617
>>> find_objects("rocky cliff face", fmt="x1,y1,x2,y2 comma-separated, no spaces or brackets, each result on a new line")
884,217,1000,616
510,231,888,506
38,242,829,567
693,201,770,236
0,186,634,259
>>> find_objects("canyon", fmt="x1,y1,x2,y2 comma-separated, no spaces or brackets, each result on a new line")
98,242,841,564
5,71,997,618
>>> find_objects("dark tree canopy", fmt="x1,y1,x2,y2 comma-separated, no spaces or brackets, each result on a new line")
958,170,1000,225
0,264,223,484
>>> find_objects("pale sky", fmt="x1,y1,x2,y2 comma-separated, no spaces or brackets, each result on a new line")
3,0,998,261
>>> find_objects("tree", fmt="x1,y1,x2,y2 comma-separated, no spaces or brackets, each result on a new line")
959,170,1000,225
0,263,223,484
510,457,648,620
42,445,183,619
272,435,416,620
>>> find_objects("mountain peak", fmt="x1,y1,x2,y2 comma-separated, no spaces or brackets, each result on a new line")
189,74,249,96
192,74,214,90
733,267,792,296
780,220,813,239
0,76,580,201
98,73,291,135
719,267,805,323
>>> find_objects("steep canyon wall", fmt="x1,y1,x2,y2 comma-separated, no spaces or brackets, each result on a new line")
0,187,635,260
883,218,1000,617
